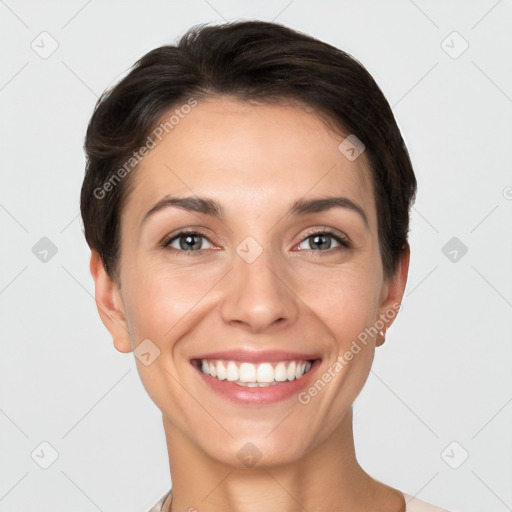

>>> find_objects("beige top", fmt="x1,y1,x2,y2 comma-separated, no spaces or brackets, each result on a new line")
147,490,453,511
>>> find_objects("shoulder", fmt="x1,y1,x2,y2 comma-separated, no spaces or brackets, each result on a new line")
403,492,455,512
146,489,172,512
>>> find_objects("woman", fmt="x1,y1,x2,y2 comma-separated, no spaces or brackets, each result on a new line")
80,20,454,512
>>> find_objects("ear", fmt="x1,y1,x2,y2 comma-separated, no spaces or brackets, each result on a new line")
376,244,410,344
89,250,133,353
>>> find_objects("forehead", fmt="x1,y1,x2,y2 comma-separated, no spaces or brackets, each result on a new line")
122,96,376,227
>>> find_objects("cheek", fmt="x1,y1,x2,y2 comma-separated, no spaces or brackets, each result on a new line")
294,265,381,344
303,272,379,407
293,266,380,399
119,264,217,413
121,260,221,341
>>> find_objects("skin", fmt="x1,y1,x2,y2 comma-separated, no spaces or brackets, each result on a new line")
90,96,410,512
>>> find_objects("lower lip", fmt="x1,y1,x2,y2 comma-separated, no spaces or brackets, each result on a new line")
192,360,321,405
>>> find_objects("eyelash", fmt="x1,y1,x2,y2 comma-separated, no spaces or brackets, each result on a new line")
161,228,351,255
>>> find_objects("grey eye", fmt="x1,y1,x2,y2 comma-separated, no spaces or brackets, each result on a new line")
298,233,342,251
166,233,213,251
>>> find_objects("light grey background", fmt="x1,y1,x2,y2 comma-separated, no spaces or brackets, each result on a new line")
1,1,511,511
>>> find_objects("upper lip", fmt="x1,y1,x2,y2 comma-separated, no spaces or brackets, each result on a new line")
191,349,321,364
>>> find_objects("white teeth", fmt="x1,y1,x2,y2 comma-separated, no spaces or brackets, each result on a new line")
256,362,275,383
226,361,238,382
235,381,278,388
239,362,257,383
287,361,296,381
198,358,314,384
215,360,226,380
296,361,305,379
274,362,288,382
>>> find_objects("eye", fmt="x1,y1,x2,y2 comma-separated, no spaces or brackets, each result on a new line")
163,231,215,252
296,230,350,251
161,229,350,254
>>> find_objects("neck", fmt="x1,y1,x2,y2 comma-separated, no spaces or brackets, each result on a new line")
162,408,405,512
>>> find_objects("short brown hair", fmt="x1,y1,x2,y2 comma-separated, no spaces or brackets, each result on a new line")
80,20,417,282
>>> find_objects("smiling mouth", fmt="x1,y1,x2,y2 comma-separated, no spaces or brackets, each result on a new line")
191,358,318,387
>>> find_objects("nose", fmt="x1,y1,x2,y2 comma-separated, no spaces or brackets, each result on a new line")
219,249,299,333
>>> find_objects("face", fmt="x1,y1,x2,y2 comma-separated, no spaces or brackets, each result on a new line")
92,96,408,467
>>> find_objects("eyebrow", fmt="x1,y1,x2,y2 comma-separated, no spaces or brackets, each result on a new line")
141,195,369,228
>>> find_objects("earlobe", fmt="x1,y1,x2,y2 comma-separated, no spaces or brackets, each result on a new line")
377,244,411,339
89,250,133,354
